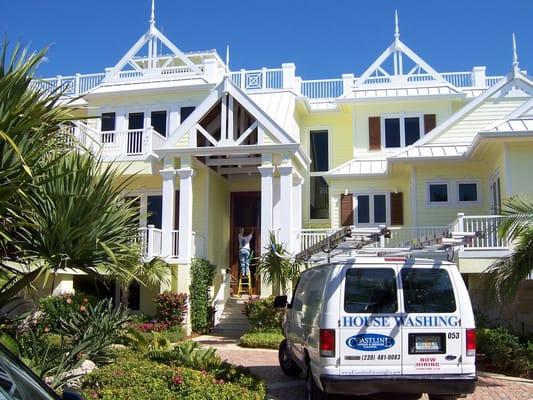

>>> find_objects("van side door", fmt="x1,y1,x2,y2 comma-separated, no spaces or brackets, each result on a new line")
399,266,463,375
286,273,309,366
338,265,402,376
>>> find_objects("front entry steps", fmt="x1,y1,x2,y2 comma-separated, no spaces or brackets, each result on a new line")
211,297,251,339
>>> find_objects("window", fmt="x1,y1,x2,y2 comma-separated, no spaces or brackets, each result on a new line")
147,195,162,229
383,115,423,148
101,112,115,143
310,130,329,172
356,194,387,225
310,176,329,219
401,268,456,313
101,112,116,131
458,183,478,202
427,180,480,206
180,106,196,123
151,110,167,136
344,268,398,313
73,275,115,301
128,112,144,130
428,183,449,203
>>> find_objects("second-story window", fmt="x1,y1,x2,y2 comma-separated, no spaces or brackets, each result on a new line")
309,130,329,219
151,110,167,136
383,115,422,148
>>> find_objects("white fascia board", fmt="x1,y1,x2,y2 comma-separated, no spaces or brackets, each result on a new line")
324,172,389,180
84,81,214,98
335,92,465,104
388,154,467,163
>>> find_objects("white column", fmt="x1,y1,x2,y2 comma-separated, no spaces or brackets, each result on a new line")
282,63,296,89
292,175,303,253
177,167,195,263
278,164,293,251
342,73,354,95
258,165,275,254
472,66,486,88
160,160,176,258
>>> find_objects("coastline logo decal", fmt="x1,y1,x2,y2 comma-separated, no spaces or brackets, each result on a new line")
346,334,395,352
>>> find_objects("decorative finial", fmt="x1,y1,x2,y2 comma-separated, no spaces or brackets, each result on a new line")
512,33,519,70
394,10,400,41
150,0,155,27
225,45,230,75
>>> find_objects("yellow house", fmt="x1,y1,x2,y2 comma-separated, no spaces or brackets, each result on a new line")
39,10,532,331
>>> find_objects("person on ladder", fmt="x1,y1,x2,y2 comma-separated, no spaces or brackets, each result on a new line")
238,227,253,277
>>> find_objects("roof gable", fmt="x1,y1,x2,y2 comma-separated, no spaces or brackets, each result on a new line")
160,77,296,150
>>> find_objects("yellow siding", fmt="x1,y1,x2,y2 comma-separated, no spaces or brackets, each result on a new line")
352,100,454,154
507,142,533,196
415,162,489,226
328,176,411,229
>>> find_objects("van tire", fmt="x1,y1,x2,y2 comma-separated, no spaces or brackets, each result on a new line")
306,364,327,400
428,395,458,400
278,340,301,376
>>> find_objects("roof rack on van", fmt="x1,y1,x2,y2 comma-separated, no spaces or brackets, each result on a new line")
295,226,481,264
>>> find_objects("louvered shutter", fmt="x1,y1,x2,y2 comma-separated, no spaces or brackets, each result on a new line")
340,194,354,227
424,114,437,134
368,117,381,150
390,192,404,226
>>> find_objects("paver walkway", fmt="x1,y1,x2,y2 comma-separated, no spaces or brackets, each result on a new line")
196,335,533,400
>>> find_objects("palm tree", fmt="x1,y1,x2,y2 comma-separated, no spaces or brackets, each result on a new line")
0,41,151,304
487,194,533,302
257,232,299,295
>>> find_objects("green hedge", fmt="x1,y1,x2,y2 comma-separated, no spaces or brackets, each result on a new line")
190,258,216,333
81,351,265,400
243,297,284,330
240,329,284,350
478,327,533,377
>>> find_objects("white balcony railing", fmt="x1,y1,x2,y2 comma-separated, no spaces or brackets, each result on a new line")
138,225,163,258
300,79,343,100
98,127,165,159
230,68,284,91
451,214,510,250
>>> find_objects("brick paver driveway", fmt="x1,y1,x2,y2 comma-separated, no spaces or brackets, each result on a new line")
213,346,533,400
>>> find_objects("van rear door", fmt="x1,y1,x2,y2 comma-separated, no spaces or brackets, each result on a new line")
338,265,402,376
399,266,463,375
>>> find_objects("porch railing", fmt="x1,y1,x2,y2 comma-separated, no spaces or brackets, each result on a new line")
138,225,163,258
451,214,510,250
230,68,284,91
99,127,165,159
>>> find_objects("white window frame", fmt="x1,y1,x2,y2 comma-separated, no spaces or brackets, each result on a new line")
426,181,450,206
426,180,481,207
354,192,390,226
381,113,424,149
456,180,481,205
306,126,331,222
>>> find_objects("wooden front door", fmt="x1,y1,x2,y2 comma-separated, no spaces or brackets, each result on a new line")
230,192,261,295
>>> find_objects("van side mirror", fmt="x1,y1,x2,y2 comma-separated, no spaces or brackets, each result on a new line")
273,295,288,308
62,389,84,400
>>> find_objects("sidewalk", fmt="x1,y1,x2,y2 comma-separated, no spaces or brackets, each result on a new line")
196,335,533,400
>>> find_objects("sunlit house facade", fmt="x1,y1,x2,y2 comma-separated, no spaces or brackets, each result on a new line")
37,8,533,332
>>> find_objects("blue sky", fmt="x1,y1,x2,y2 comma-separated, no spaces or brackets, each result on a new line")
1,0,532,79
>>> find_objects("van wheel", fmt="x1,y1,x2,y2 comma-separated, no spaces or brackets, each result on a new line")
428,395,458,400
306,364,327,400
278,340,301,376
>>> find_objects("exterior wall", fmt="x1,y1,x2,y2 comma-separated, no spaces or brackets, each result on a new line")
139,283,159,316
328,175,411,230
506,142,533,196
351,99,455,154
468,274,533,336
414,161,490,226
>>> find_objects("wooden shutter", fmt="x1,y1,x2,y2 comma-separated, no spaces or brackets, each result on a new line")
340,194,354,227
424,114,436,134
368,117,381,150
390,192,404,226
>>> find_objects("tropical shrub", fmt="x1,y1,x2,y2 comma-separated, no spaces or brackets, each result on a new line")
243,296,284,330
155,292,188,327
239,328,284,349
38,293,97,333
81,350,266,400
190,258,216,333
477,327,532,376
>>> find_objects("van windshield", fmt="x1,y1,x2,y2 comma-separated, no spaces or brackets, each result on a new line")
344,268,397,313
401,268,456,313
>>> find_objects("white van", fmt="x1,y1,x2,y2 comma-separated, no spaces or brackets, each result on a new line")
275,257,477,400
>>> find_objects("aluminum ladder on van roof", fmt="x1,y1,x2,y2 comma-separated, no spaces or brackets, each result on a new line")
295,226,481,265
